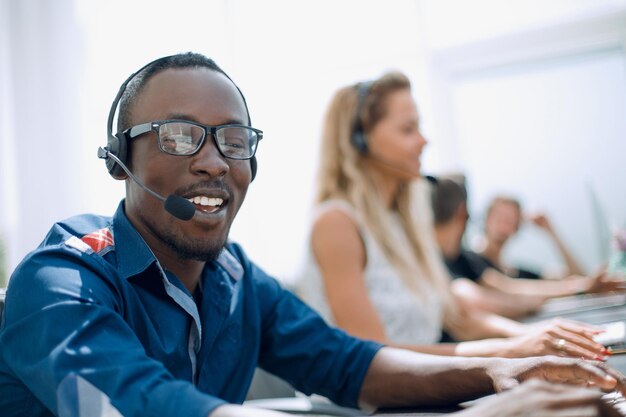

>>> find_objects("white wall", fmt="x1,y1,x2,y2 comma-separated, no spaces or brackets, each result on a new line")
224,0,430,283
0,0,87,286
423,2,626,275
1,0,625,285
453,50,626,274
0,0,429,285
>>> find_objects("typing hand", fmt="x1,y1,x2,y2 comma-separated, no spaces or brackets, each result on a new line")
505,318,609,360
458,380,625,417
491,356,626,397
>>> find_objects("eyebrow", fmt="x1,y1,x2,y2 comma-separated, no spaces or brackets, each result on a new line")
164,113,245,125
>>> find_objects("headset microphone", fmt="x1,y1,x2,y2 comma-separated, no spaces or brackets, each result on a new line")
98,147,196,221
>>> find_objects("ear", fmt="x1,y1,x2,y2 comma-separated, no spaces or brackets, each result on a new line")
455,203,468,223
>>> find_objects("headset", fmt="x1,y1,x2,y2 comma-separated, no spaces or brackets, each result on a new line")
102,54,257,182
351,80,374,154
349,79,429,180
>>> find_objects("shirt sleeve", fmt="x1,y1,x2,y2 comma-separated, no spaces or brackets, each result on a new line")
249,262,383,409
0,248,226,417
512,267,542,279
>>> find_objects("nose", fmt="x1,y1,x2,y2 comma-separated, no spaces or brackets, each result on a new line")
418,131,428,147
189,135,229,178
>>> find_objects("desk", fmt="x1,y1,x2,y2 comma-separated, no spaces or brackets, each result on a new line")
374,407,459,416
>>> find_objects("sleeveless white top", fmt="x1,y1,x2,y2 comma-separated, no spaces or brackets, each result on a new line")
296,199,444,345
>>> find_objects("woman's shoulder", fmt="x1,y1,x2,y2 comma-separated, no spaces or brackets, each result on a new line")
314,198,357,219
312,199,360,229
312,200,359,237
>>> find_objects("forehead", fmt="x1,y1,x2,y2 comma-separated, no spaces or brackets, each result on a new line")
132,67,247,124
383,89,418,120
491,201,520,217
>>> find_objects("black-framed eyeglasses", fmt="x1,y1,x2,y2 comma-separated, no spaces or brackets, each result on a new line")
123,120,263,160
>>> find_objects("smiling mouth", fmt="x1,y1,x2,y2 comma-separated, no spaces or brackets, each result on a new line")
186,195,225,214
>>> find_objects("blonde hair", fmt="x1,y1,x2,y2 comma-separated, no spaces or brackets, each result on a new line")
315,72,454,314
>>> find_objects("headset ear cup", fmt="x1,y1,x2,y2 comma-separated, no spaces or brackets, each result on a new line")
250,156,257,182
351,131,369,155
351,80,373,155
106,133,128,179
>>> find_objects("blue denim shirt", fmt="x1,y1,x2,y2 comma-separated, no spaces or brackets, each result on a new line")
0,201,382,417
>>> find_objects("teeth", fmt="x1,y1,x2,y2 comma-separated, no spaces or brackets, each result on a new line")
187,196,223,207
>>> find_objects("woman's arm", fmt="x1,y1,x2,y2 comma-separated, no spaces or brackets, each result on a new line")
480,268,625,298
451,277,545,319
311,209,607,360
311,208,389,341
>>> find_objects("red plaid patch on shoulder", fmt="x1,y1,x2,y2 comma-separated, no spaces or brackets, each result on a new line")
80,228,114,253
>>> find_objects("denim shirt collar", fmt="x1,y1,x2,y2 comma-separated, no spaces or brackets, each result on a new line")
111,200,160,281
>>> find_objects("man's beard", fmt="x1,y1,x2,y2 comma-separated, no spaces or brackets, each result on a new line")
149,219,229,262
163,233,226,262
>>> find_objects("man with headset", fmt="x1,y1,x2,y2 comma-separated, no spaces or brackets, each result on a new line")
0,52,625,417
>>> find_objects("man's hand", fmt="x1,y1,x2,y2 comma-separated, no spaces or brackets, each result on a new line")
529,213,555,234
457,379,625,417
490,356,626,396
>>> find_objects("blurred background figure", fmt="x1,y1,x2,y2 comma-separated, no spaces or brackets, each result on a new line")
476,195,584,279
296,72,610,360
431,174,625,319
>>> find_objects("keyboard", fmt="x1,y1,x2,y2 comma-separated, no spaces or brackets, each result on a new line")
603,391,626,414
595,321,626,353
539,292,626,316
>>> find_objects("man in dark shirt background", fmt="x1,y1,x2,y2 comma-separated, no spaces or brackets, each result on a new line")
431,175,624,319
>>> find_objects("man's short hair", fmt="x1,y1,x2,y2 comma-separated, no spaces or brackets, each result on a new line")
431,174,467,226
117,52,248,132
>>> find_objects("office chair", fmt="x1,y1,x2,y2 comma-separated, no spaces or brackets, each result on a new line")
0,287,5,324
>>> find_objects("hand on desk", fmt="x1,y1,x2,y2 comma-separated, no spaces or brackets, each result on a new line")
583,269,626,295
477,357,626,417
491,356,625,394
503,318,610,359
458,379,624,417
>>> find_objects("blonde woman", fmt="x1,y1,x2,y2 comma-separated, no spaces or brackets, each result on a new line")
297,72,609,359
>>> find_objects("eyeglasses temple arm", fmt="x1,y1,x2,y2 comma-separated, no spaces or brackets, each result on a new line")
126,123,154,139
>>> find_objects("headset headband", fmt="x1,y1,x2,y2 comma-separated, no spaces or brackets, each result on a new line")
103,54,257,181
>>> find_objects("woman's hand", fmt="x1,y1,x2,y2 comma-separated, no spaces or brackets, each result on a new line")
502,318,609,359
